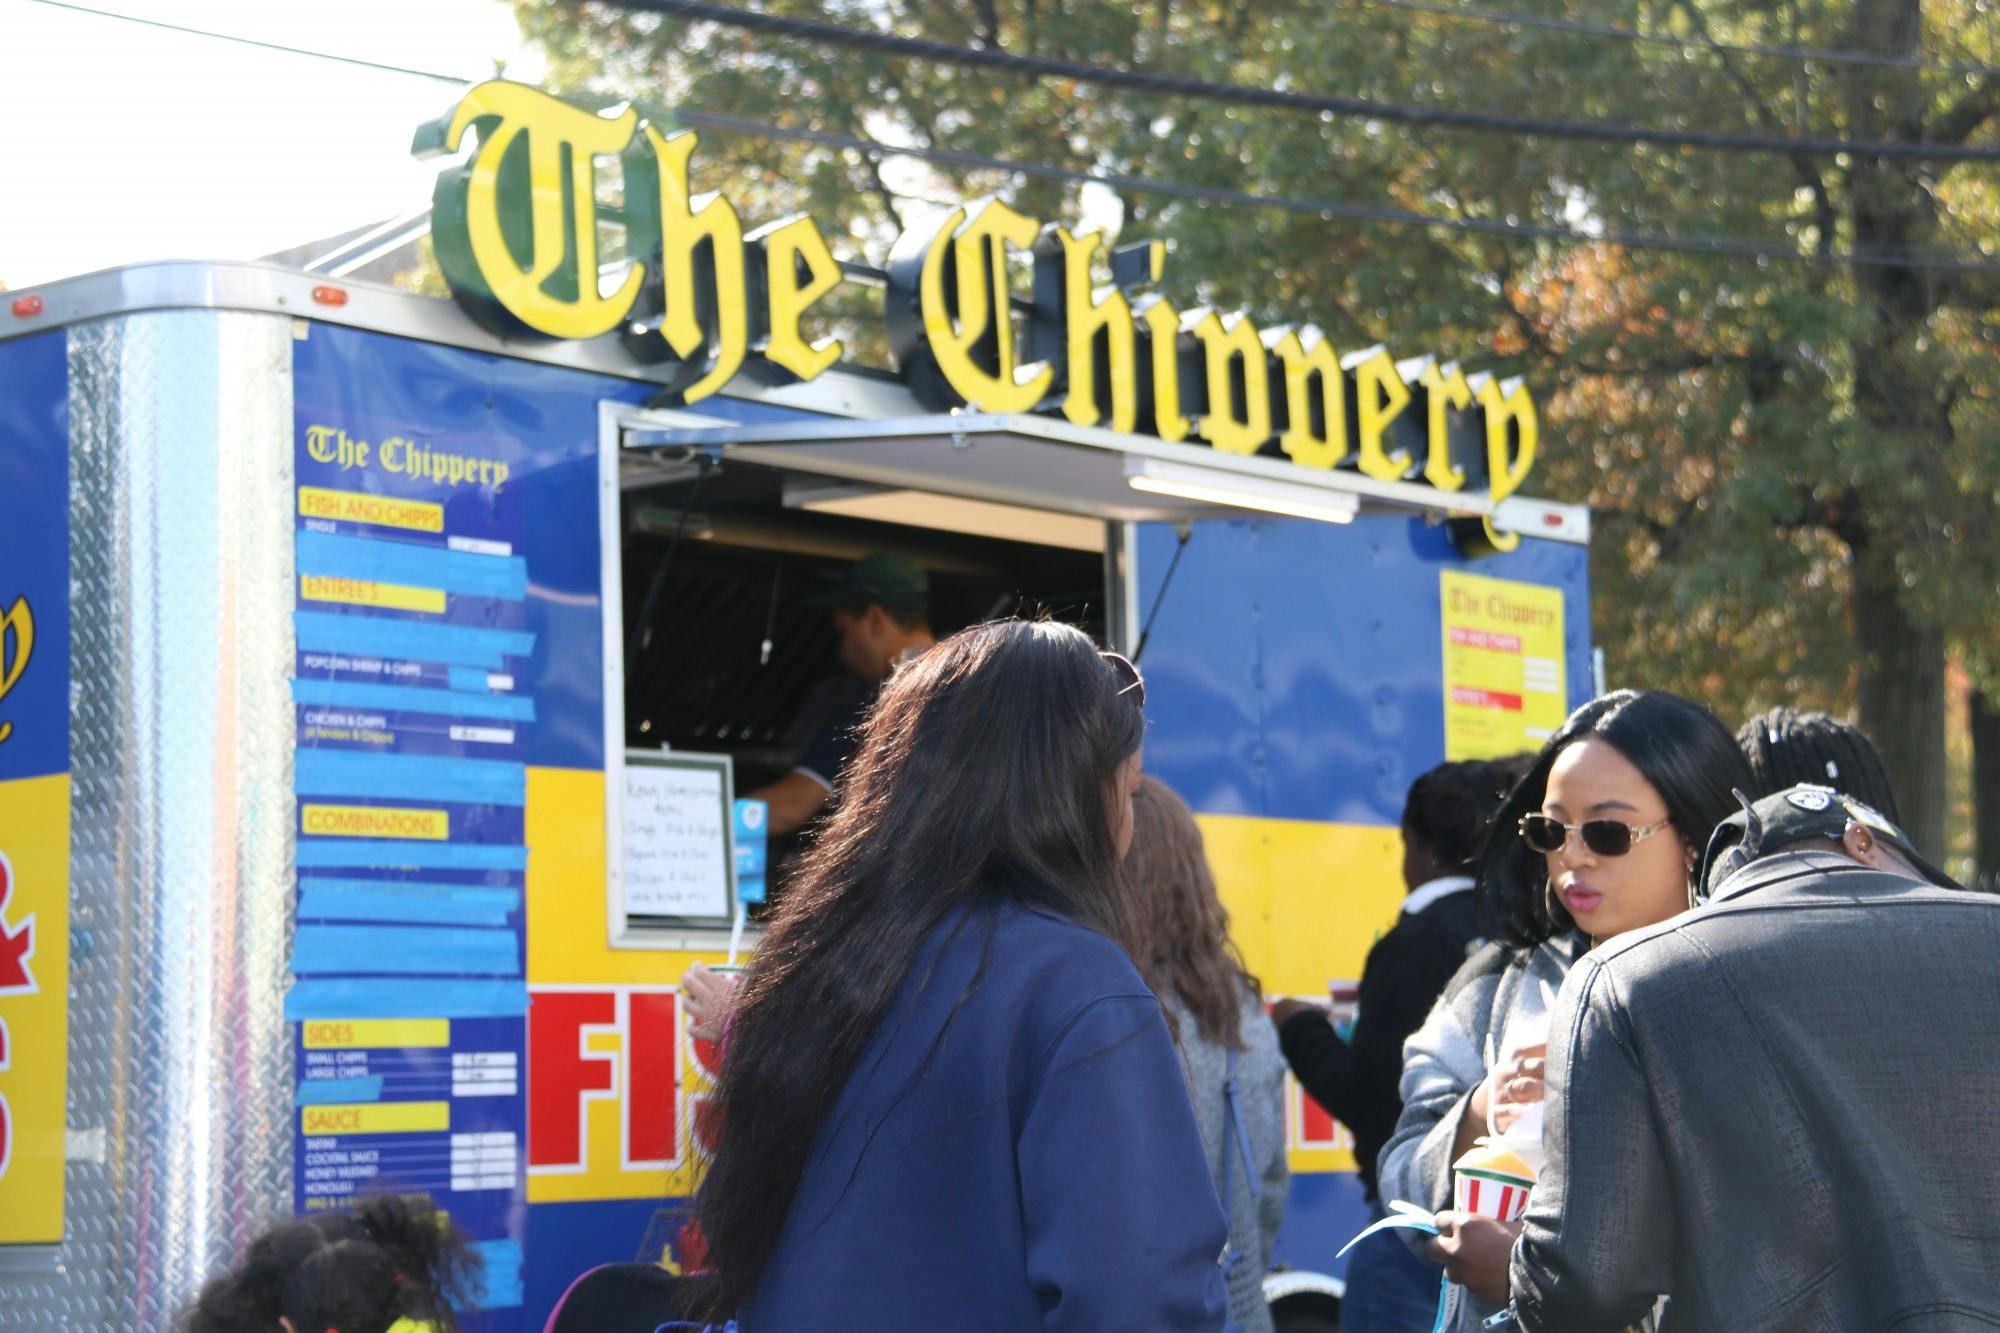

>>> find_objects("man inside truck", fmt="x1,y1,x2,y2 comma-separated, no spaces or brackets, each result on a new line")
746,551,936,836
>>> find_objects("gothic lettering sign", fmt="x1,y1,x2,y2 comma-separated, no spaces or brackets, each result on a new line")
417,81,1538,549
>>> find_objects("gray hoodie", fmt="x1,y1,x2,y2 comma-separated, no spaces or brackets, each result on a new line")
1168,989,1290,1333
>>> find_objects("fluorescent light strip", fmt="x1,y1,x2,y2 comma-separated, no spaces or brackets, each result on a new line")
1126,459,1359,525
792,487,1107,552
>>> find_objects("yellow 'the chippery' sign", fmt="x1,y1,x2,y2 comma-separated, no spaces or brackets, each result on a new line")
415,82,1540,551
1441,571,1567,760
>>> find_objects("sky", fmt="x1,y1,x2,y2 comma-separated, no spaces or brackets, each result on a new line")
0,0,1124,289
0,0,546,287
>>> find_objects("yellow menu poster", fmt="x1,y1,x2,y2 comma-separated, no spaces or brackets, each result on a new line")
1441,571,1568,760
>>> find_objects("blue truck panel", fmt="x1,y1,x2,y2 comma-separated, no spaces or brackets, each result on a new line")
1138,515,1593,826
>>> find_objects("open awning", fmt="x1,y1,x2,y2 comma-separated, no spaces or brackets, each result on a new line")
622,411,1588,543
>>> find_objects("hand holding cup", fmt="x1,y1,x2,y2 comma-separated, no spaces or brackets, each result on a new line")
683,961,744,1043
1487,1042,1547,1135
1427,1211,1523,1306
1268,998,1325,1028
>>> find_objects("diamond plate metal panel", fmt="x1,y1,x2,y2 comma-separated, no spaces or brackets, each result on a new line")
0,311,296,1329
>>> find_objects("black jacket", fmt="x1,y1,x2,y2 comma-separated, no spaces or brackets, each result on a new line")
1276,884,1487,1200
1512,850,2000,1330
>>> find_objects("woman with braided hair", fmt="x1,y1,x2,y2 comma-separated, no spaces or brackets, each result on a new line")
179,1194,480,1333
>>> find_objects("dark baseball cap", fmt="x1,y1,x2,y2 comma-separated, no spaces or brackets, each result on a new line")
803,552,930,613
1700,783,1964,898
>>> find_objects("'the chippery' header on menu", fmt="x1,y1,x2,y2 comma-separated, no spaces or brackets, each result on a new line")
415,81,1539,549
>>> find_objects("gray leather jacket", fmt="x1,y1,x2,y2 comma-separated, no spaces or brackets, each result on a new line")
1511,849,2000,1331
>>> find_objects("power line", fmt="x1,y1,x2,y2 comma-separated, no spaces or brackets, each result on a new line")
27,0,474,84
594,0,2000,162
1351,0,2000,79
28,0,2000,273
669,105,2000,273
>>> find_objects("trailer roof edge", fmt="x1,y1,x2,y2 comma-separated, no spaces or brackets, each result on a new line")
1,260,1589,542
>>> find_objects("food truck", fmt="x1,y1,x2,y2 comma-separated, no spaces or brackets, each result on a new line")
0,81,1589,1330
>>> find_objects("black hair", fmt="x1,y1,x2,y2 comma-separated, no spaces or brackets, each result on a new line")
180,1194,480,1333
1479,689,1754,947
1736,707,1901,825
1402,758,1531,870
693,620,1146,1319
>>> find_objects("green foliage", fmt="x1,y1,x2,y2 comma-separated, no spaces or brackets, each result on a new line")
514,0,2000,756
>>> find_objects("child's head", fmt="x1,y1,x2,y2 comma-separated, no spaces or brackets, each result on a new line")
182,1194,480,1333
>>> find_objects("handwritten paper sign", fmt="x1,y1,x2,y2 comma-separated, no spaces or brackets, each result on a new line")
622,754,734,920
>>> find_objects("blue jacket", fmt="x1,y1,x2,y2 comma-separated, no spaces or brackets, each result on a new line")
741,902,1229,1331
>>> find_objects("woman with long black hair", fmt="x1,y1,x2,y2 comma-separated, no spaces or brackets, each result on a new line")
693,620,1228,1330
1376,688,1754,1332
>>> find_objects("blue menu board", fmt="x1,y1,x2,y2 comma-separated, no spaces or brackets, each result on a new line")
285,326,553,1325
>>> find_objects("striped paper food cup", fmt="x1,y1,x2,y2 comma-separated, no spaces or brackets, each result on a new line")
1452,1144,1536,1222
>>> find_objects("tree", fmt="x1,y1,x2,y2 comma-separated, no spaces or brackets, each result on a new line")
1975,690,2000,885
514,0,2000,858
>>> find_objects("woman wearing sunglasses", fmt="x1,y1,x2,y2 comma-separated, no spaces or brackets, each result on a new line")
1375,689,1752,1333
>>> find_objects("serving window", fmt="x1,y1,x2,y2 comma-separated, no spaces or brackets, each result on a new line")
602,405,1124,947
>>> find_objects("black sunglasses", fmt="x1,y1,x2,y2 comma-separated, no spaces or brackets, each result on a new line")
1102,651,1146,709
1518,813,1673,858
